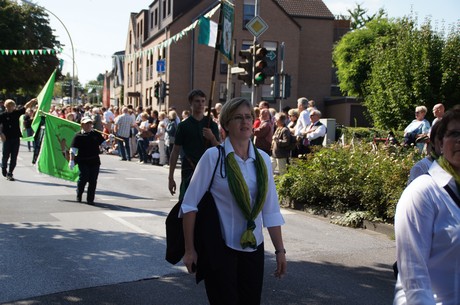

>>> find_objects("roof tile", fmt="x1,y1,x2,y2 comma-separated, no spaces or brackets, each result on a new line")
275,0,334,19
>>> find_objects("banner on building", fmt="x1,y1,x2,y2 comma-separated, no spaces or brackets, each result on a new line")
219,0,234,64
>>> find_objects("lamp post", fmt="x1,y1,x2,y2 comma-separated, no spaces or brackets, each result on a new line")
21,0,76,104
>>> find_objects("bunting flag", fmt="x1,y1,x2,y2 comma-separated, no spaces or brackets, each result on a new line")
0,48,62,56
37,114,80,182
115,2,221,61
198,17,218,47
30,69,57,137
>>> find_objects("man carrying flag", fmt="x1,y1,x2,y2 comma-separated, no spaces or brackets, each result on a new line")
0,98,38,181
68,117,106,205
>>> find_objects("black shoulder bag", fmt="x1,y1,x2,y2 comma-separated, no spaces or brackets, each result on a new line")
165,146,225,277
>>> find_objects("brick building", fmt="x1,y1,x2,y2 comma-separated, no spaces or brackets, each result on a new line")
108,0,360,125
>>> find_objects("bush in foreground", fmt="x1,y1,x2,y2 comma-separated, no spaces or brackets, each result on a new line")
276,143,422,224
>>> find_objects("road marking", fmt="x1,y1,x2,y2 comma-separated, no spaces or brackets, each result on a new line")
104,211,153,234
125,177,147,181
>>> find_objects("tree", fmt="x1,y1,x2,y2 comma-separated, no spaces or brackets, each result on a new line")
333,13,460,129
346,4,386,30
333,18,396,97
0,0,61,96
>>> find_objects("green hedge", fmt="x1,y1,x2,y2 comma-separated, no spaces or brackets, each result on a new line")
276,141,422,223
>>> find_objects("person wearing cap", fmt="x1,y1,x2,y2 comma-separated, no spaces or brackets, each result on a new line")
69,116,105,204
0,98,38,181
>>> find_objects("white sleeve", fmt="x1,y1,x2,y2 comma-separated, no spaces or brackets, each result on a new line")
395,180,437,304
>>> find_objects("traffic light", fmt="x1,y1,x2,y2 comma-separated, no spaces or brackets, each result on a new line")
58,59,64,72
237,47,253,87
270,73,280,99
282,74,291,99
253,45,267,86
63,83,71,97
154,82,160,99
161,82,169,99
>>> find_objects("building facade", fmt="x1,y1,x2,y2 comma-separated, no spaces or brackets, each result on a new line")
117,0,350,122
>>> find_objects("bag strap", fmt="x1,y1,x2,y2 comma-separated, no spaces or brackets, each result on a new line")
207,146,222,191
444,184,460,208
428,172,460,208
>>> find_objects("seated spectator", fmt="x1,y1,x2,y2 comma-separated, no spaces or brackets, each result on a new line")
403,106,431,151
302,109,327,152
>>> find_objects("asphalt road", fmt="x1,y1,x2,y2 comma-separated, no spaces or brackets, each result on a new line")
0,142,397,304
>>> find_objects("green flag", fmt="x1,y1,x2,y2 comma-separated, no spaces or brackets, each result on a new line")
37,114,80,182
30,69,57,136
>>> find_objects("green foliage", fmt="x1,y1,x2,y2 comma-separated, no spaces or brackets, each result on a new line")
276,143,421,223
333,18,395,97
0,0,61,96
333,12,460,130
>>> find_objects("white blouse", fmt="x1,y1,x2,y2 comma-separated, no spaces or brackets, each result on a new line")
394,161,460,305
181,137,285,252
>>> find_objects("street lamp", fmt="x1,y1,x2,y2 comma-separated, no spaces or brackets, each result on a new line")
21,0,76,104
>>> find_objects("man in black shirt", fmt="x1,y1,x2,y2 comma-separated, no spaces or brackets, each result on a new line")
69,116,105,204
0,98,37,181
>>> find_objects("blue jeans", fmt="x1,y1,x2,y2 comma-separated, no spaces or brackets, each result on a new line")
117,136,131,160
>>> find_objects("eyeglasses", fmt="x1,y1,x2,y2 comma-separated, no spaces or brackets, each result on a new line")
445,130,460,140
230,114,253,123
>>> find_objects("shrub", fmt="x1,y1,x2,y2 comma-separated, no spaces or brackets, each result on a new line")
277,143,421,223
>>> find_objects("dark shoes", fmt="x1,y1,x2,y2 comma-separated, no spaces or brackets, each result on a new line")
76,195,82,202
5,173,14,181
2,168,6,177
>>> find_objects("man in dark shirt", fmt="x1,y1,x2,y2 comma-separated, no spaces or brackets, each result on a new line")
168,89,220,201
0,98,37,181
69,116,106,204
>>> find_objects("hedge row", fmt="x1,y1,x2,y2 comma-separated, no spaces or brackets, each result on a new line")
276,138,422,223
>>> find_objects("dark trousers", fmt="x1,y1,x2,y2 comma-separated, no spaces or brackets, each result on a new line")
2,137,20,174
118,136,131,160
77,163,100,203
137,137,149,162
204,243,265,305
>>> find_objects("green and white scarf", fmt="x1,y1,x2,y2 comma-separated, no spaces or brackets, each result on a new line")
226,142,268,249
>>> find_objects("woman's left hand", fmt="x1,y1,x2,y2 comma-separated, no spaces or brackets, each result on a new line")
274,252,287,279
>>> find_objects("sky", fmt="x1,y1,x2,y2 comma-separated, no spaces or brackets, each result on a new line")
20,0,459,85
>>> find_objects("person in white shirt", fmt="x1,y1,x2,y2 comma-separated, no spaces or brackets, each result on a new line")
181,97,286,305
302,109,327,151
294,97,311,154
394,107,460,305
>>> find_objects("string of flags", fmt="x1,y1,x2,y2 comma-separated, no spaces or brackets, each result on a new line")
0,48,62,56
115,2,221,61
2,2,220,60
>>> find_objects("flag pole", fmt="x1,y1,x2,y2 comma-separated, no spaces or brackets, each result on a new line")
206,1,225,128
38,111,124,141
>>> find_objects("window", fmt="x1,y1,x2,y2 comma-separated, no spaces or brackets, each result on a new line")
167,0,171,16
155,9,158,26
163,0,166,19
243,0,255,29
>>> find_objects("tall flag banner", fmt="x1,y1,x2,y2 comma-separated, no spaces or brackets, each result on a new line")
30,69,57,135
37,114,80,182
219,1,234,64
198,17,218,47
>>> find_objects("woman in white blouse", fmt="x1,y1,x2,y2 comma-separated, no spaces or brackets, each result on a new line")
181,97,287,305
394,107,460,305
